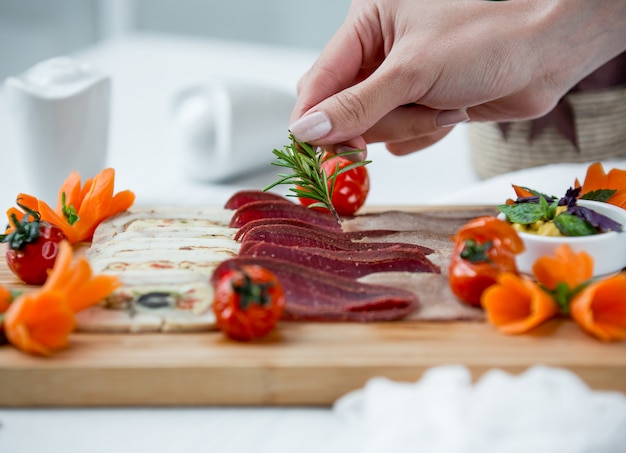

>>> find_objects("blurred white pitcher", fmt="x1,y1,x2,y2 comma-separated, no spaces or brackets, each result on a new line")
4,56,110,203
172,78,295,182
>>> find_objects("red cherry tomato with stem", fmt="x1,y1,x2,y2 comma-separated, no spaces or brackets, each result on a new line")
212,264,285,341
448,216,525,307
299,152,370,217
1,205,66,285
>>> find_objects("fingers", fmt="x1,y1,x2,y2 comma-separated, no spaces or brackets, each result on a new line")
368,105,458,155
290,23,369,123
384,129,453,156
362,104,468,143
317,104,467,158
289,39,452,145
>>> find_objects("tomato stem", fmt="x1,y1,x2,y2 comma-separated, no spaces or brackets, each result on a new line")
233,270,274,310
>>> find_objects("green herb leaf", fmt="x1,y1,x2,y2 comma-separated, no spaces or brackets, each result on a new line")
553,212,597,236
0,201,42,250
540,281,589,315
61,192,80,225
498,195,559,224
580,189,617,203
539,195,559,219
498,203,546,224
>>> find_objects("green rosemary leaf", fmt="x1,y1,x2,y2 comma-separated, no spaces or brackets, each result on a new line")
334,160,371,176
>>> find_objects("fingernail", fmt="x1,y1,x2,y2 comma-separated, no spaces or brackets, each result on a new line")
289,111,332,142
436,109,470,128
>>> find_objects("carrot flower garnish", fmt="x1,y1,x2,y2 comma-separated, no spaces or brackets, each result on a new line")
570,274,626,342
482,273,559,335
0,285,12,315
532,245,594,312
482,243,626,342
6,168,135,244
0,284,13,339
3,291,76,355
577,162,626,209
3,241,120,355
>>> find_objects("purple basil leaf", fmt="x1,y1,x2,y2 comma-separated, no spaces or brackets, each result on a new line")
568,205,623,233
560,187,582,208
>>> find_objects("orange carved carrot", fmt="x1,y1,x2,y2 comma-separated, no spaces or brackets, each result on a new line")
512,185,535,198
3,241,120,355
579,162,626,209
570,274,626,342
0,285,12,314
3,290,76,355
532,244,594,291
482,272,559,334
6,168,135,243
0,284,13,335
41,241,120,312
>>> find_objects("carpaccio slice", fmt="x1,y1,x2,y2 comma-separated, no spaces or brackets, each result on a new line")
229,200,343,232
211,257,419,322
224,190,292,210
240,223,434,255
234,217,398,242
240,241,440,278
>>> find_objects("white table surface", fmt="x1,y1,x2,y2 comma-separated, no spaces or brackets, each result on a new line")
0,33,624,453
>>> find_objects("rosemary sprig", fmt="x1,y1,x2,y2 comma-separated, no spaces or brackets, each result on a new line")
263,134,371,224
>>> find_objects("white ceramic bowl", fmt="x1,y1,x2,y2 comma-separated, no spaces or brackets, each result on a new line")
499,200,626,277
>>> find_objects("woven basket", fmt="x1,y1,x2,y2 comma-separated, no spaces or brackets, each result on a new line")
469,86,626,179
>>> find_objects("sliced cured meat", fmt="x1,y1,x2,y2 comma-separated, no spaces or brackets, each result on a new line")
342,208,499,235
229,200,342,232
346,230,455,275
211,257,419,322
240,241,440,278
359,272,485,321
234,217,397,242
239,223,434,255
223,190,293,210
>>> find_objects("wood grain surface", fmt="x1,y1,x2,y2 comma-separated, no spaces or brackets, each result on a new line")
0,206,624,407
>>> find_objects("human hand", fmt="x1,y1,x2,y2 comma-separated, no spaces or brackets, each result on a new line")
289,0,626,157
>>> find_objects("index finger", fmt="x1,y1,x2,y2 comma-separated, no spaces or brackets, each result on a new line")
291,24,367,122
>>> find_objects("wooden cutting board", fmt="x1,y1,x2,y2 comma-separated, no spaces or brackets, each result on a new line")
0,206,624,407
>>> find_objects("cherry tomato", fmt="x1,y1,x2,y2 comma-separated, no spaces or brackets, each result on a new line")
448,216,525,307
299,152,370,216
1,208,66,285
212,264,285,341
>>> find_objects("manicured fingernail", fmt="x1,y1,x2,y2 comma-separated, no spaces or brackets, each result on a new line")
436,109,470,128
336,146,366,162
289,111,332,142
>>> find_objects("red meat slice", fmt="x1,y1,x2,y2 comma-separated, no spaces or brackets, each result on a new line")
234,217,399,242
240,241,440,278
224,190,292,210
239,223,434,255
229,200,342,232
211,257,419,322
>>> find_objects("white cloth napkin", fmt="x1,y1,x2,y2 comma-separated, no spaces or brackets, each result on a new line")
332,365,626,453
